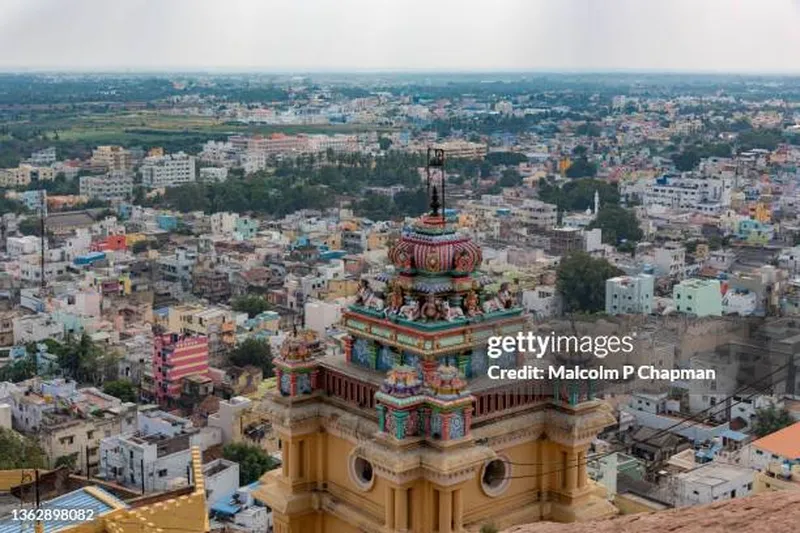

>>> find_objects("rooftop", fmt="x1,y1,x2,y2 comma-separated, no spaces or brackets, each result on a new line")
0,486,126,533
751,421,800,459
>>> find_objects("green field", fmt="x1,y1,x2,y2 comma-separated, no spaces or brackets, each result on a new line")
12,110,398,145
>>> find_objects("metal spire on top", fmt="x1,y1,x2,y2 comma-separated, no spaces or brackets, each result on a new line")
426,147,446,217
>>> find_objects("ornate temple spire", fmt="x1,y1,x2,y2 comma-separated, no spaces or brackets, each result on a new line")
426,147,446,218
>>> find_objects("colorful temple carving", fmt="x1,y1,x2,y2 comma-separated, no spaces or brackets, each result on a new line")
254,148,618,533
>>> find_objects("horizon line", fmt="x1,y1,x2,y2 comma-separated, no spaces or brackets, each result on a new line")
3,67,800,77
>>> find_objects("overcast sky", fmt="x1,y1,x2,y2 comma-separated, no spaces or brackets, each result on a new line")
2,0,800,73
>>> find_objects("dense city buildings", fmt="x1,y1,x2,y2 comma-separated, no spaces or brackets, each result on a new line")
3,66,800,532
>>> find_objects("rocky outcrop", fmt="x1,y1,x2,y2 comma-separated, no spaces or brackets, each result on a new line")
503,490,800,533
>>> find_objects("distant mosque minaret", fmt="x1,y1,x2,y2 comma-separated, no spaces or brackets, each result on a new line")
594,189,600,216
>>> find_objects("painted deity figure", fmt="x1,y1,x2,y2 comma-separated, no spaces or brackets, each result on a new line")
386,283,404,315
421,294,443,322
464,290,482,317
399,298,420,321
356,279,384,311
497,282,514,309
441,300,465,321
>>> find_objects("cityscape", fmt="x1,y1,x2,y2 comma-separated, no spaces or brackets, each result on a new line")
3,1,800,532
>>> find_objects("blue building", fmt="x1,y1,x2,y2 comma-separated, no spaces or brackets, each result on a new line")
74,251,106,266
157,214,179,231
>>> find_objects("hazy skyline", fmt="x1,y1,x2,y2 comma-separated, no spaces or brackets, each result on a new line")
2,0,800,73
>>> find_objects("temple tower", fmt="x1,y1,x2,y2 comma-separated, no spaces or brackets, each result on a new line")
254,149,617,532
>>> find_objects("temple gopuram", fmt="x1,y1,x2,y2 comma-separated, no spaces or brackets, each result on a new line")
254,149,617,533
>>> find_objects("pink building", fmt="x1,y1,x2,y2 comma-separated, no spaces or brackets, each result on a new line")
152,332,209,406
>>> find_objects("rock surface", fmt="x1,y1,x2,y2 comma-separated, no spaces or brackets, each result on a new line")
503,490,800,533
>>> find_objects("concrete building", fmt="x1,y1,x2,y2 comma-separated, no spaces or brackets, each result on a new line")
9,379,138,474
655,243,686,279
605,274,655,315
672,464,754,507
99,408,201,492
29,146,57,166
304,300,342,338
13,313,63,344
157,247,198,287
673,279,723,317
6,235,41,257
141,152,196,188
521,286,564,319
79,171,134,201
91,145,133,172
0,164,55,187
432,139,487,159
208,396,254,445
513,199,558,229
748,421,800,472
199,166,229,183
148,332,210,407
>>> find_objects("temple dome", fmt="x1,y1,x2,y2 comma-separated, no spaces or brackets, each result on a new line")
388,216,482,276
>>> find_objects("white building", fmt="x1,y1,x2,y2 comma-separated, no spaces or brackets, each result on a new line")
672,464,753,507
13,314,63,344
99,408,202,493
747,421,800,471
605,274,655,315
722,289,758,316
199,167,229,183
29,147,57,166
210,212,239,236
203,458,240,508
79,171,134,201
512,199,558,229
208,396,252,445
654,243,686,279
521,286,563,319
304,300,342,338
240,151,267,175
778,246,800,274
140,152,196,188
6,235,41,257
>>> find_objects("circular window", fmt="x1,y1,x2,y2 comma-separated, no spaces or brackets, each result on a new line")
481,458,510,497
349,454,375,491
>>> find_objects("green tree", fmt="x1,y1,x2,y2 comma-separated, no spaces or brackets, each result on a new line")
752,405,794,438
103,380,138,403
0,428,47,470
378,137,393,151
230,338,274,377
231,295,272,318
17,217,42,237
589,206,643,246
54,333,103,384
538,178,619,212
575,122,601,137
222,443,280,485
0,351,37,382
556,252,623,313
485,151,528,166
565,157,597,178
672,150,701,172
497,168,523,188
54,453,79,471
